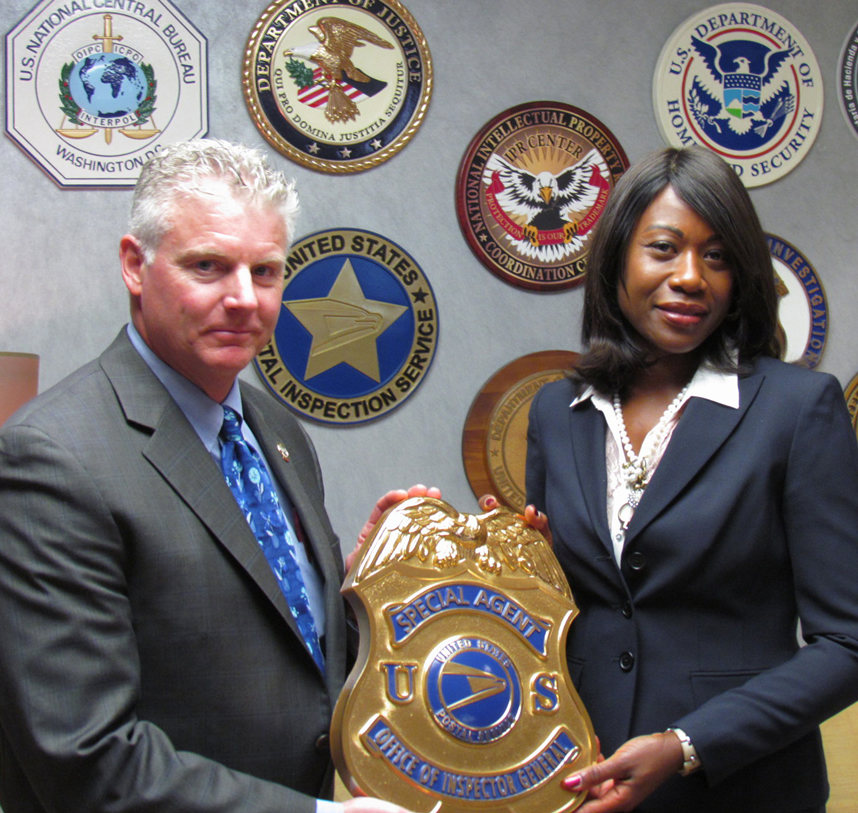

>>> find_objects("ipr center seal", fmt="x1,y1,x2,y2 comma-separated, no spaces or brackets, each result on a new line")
255,229,437,424
456,102,627,291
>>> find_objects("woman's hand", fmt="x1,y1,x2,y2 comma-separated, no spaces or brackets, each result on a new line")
561,732,684,812
346,485,441,572
479,495,553,547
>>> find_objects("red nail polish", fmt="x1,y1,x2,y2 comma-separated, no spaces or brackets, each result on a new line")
563,775,582,790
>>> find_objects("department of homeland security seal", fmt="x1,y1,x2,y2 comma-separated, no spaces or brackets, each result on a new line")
767,234,827,368
243,0,431,173
333,496,596,813
254,229,437,424
839,19,858,140
653,4,823,187
5,0,207,187
456,102,628,291
462,351,580,513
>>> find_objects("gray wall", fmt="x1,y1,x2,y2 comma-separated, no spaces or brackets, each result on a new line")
2,0,857,553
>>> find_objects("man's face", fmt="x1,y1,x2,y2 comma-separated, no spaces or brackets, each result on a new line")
121,181,288,402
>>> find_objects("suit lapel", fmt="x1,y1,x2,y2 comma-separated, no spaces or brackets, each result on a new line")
100,332,306,642
624,370,765,543
569,401,613,553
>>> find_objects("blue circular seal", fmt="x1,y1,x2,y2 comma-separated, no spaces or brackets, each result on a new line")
425,638,521,744
255,229,438,424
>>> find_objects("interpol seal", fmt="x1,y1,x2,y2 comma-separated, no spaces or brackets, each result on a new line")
653,3,823,187
844,372,858,442
5,0,207,188
243,0,431,173
767,234,827,368
456,102,628,291
839,19,858,141
254,229,437,424
333,497,596,813
462,351,580,513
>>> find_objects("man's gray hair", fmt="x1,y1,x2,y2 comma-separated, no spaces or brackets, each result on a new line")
129,139,299,263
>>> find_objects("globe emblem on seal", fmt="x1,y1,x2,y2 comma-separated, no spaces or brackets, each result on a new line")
426,638,521,744
68,54,147,121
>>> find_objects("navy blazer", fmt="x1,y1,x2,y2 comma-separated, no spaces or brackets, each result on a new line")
526,356,858,812
0,330,347,813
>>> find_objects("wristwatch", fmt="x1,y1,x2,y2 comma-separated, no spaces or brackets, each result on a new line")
666,727,701,776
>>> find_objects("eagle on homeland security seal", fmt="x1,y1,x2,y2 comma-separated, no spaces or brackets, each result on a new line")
254,229,437,424
332,497,596,813
653,3,823,187
243,0,432,173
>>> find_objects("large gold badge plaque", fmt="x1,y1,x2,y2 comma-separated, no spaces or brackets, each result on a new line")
332,497,596,813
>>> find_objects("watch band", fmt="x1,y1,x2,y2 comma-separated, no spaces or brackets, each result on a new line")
666,727,700,776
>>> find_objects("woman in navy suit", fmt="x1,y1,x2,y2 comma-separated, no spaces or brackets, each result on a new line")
521,147,858,812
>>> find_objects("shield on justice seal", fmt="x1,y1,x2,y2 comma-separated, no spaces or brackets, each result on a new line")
331,497,596,813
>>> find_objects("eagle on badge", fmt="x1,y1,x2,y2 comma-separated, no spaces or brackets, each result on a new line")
482,149,609,262
353,497,571,599
689,36,795,138
283,16,394,123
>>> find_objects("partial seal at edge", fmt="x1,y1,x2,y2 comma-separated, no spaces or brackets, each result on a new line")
463,351,580,512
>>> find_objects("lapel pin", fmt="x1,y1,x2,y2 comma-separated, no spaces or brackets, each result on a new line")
277,444,290,462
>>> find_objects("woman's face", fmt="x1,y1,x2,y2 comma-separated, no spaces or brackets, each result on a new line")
618,185,734,363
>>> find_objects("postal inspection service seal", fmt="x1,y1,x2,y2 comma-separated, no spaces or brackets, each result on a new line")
244,0,432,173
456,101,628,291
254,228,437,424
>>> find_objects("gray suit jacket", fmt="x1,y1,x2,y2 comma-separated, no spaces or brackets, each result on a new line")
0,330,348,813
527,356,858,812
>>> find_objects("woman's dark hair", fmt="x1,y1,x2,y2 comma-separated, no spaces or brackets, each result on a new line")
575,146,781,394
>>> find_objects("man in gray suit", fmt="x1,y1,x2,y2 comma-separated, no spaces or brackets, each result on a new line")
0,140,414,813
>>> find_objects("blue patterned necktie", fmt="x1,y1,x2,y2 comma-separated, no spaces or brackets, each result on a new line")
220,406,325,674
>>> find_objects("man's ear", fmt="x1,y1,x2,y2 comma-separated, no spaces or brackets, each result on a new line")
119,234,146,296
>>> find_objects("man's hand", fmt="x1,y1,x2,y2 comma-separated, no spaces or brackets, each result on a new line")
346,485,441,573
561,732,684,812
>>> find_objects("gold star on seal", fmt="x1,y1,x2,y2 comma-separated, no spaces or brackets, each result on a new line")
285,259,407,381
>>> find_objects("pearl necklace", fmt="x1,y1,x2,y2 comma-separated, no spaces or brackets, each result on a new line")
612,383,690,530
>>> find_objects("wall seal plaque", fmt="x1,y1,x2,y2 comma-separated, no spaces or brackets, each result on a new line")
332,497,596,813
839,19,858,141
244,0,431,173
844,372,858,442
653,3,823,187
254,228,437,424
456,102,628,291
463,351,580,513
767,234,827,369
5,0,207,188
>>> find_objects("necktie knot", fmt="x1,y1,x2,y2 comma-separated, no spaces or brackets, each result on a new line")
221,406,244,443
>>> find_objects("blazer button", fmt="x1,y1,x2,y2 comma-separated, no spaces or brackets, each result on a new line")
619,651,635,672
621,601,633,618
627,551,647,571
315,733,330,754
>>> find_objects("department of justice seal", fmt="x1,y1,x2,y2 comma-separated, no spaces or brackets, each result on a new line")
333,497,596,813
653,4,823,187
456,102,628,291
839,19,858,141
462,351,580,513
243,0,431,173
767,234,827,368
6,0,207,187
254,229,437,424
